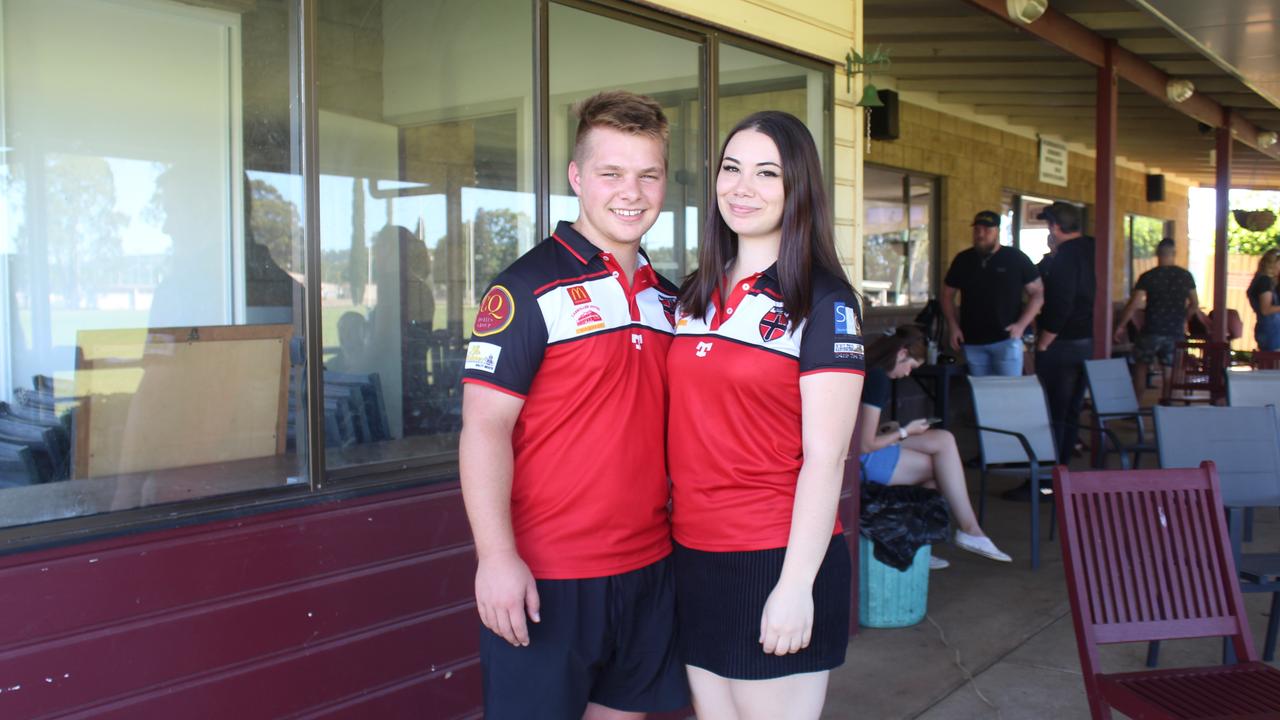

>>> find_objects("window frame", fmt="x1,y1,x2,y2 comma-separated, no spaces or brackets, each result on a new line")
0,0,835,550
861,162,941,310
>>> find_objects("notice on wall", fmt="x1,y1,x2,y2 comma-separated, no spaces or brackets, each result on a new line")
1038,137,1069,187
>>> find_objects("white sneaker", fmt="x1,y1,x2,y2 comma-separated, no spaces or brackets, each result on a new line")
954,531,1013,562
929,554,950,570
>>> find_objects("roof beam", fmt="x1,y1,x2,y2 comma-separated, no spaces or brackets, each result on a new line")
961,0,1280,160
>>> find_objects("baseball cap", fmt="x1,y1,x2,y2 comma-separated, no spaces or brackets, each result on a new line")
1036,201,1080,229
971,210,1000,228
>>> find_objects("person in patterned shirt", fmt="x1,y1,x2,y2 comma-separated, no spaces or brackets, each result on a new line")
1114,238,1206,396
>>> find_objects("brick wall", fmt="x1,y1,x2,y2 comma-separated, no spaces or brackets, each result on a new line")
866,101,1191,299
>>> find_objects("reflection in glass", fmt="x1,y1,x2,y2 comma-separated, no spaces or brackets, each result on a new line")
317,0,535,469
862,166,934,306
548,3,700,282
1127,214,1166,288
0,0,307,528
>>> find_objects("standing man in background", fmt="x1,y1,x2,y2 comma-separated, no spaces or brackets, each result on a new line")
1113,237,1206,397
941,210,1044,376
1032,202,1095,479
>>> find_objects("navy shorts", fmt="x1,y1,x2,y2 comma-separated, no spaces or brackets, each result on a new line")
480,556,689,719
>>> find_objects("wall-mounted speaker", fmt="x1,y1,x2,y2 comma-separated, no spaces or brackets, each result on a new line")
870,90,899,141
1146,173,1165,203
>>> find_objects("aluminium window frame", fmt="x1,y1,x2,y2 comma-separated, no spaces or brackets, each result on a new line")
0,0,835,553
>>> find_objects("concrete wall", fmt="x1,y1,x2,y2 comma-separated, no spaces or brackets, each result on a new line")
865,100,1191,300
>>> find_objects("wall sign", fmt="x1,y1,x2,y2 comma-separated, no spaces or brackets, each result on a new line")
1038,137,1069,187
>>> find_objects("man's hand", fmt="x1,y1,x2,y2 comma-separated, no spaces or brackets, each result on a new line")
475,550,541,647
760,580,814,656
948,326,964,351
1005,322,1027,341
1113,326,1128,344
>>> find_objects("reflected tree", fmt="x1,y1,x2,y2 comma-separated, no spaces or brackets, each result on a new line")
44,155,127,309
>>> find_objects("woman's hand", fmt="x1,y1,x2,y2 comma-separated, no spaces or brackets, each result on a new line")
759,580,814,655
904,418,931,436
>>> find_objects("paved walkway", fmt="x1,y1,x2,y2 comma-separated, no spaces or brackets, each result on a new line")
823,418,1280,719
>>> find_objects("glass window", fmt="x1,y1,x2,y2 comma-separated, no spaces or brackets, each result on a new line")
316,0,534,472
718,43,829,166
862,165,934,306
1126,214,1168,288
547,3,700,282
1013,194,1086,266
0,0,307,528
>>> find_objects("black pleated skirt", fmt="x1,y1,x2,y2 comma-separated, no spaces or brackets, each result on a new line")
673,534,851,680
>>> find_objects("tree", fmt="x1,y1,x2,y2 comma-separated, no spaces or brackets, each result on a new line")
471,207,523,293
43,155,127,308
248,178,302,272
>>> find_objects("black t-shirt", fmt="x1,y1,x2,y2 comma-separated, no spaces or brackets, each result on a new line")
1039,236,1096,340
861,366,892,409
944,246,1040,345
1248,275,1276,314
1133,265,1194,337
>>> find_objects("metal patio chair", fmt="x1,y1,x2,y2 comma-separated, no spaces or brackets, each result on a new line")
1054,461,1280,720
1083,358,1155,470
1152,405,1280,666
969,375,1059,570
1226,368,1280,411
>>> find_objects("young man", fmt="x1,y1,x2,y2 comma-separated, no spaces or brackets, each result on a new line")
941,210,1044,376
459,91,687,720
1114,238,1206,397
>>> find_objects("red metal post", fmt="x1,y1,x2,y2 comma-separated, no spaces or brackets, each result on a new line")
1093,41,1117,360
1213,118,1232,344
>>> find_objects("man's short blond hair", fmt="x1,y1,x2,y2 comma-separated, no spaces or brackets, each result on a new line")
571,90,669,166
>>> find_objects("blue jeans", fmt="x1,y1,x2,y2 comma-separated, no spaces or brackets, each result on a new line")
964,338,1024,376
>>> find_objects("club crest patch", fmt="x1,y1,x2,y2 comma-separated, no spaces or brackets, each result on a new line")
659,296,677,327
759,306,789,342
473,285,515,337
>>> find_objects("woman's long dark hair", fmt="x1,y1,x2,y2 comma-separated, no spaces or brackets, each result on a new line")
680,111,847,324
865,326,926,372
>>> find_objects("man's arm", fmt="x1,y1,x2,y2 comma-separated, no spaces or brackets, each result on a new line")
1114,289,1146,343
460,383,540,648
1008,277,1044,339
940,284,964,350
1037,246,1079,351
1185,287,1209,327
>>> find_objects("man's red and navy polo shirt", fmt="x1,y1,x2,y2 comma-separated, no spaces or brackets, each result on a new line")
461,220,678,580
667,266,865,552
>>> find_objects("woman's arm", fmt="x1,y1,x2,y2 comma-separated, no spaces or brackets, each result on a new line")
1261,284,1280,316
759,371,863,656
858,402,918,453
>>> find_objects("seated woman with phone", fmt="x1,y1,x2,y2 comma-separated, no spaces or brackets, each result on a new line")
858,326,1011,566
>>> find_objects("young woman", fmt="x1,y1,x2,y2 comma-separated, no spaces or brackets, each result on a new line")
1247,249,1280,351
667,111,864,720
858,326,1011,567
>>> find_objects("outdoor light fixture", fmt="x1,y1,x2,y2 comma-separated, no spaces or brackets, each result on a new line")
1165,79,1195,104
1259,131,1279,149
1006,0,1048,24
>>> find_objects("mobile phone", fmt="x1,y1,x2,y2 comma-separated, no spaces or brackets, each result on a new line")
925,417,943,426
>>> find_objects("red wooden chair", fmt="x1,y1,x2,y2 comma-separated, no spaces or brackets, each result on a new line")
1252,350,1280,370
1054,461,1280,719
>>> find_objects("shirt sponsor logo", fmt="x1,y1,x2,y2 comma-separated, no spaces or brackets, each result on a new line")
695,341,713,357
464,341,502,373
473,285,515,336
834,341,864,359
834,301,859,335
759,306,789,342
573,305,606,334
566,285,592,305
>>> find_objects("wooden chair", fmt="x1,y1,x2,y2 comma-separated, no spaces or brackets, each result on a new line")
969,375,1059,570
1252,351,1280,370
1161,340,1227,406
1083,358,1156,470
1055,461,1280,720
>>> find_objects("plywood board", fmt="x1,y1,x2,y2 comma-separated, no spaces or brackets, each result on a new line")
74,325,292,478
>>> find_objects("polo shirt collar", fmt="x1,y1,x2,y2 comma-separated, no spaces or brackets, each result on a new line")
553,221,604,265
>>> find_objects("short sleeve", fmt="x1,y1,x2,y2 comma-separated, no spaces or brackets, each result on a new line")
860,368,891,409
1018,250,1039,284
799,286,866,376
943,253,965,289
460,276,548,398
1134,269,1152,293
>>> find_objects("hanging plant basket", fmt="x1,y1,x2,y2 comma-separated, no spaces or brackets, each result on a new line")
1233,209,1278,232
